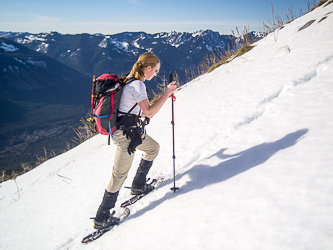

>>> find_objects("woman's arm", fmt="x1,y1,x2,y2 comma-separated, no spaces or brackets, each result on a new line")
139,81,177,118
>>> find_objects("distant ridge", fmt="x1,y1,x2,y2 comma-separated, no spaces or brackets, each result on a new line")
1,30,263,87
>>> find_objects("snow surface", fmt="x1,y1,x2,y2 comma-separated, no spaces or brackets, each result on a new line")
1,3,333,250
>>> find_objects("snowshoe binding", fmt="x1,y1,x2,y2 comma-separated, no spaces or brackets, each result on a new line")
93,210,120,230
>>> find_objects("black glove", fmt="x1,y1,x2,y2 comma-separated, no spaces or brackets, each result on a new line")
128,132,142,155
123,127,143,155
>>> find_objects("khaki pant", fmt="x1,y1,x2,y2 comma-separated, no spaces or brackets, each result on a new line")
106,130,160,193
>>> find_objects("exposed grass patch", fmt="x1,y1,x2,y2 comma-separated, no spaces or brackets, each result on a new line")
208,43,255,73
236,44,255,57
318,16,328,22
298,19,316,31
316,0,333,8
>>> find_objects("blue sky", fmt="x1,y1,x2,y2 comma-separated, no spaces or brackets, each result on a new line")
0,0,316,35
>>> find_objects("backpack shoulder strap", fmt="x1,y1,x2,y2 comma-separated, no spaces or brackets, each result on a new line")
127,103,138,114
118,103,138,116
123,76,137,86
119,76,140,115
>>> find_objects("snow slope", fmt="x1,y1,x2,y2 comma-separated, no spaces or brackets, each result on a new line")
1,3,333,250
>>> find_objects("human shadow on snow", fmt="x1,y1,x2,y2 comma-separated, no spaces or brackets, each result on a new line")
126,129,308,220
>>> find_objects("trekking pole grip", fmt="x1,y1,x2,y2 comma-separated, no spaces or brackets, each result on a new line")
170,72,176,102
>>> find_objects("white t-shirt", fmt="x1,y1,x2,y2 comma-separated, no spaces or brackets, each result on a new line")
118,79,147,116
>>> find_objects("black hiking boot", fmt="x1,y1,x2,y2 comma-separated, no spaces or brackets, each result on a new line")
94,190,119,229
131,159,153,195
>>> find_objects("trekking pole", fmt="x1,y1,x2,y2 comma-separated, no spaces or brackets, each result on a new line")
169,72,179,193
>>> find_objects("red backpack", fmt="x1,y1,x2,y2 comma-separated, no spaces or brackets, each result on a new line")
88,73,136,141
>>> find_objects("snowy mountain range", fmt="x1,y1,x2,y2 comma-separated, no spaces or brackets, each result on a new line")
1,1,332,250
1,30,262,84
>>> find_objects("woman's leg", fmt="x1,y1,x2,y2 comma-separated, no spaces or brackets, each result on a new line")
95,130,134,226
131,134,160,191
106,130,135,193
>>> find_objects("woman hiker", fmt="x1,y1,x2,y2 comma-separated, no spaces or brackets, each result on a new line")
93,53,177,229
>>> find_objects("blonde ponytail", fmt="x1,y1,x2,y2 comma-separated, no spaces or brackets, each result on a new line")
130,53,160,81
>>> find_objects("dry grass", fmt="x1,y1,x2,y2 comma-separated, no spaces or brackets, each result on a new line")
207,43,254,73
314,0,333,8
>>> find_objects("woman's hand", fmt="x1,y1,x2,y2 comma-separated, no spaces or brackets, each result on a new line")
139,81,177,119
166,81,177,95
